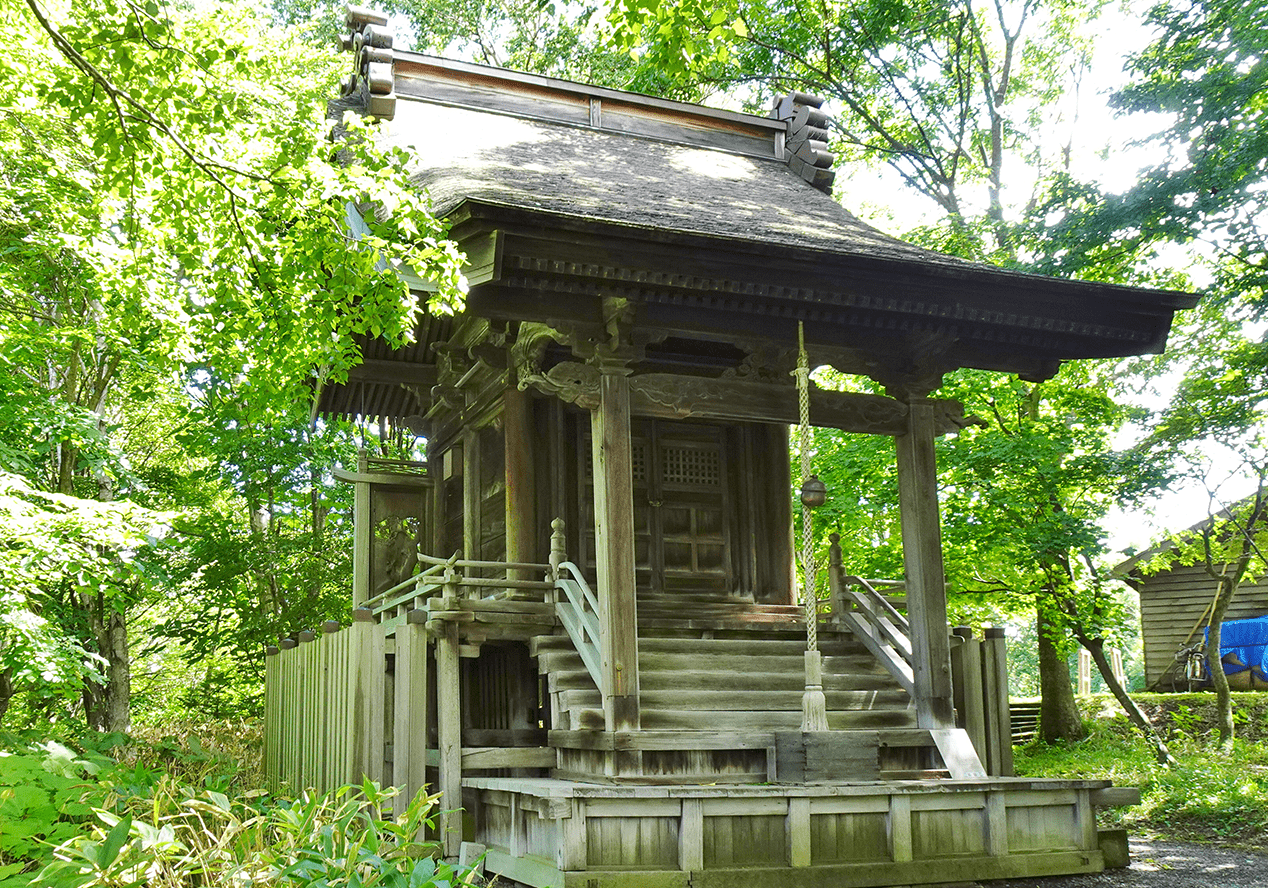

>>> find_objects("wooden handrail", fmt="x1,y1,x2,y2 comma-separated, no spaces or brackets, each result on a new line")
362,560,448,611
417,551,551,572
366,549,556,619
827,533,914,695
840,575,910,636
554,561,603,692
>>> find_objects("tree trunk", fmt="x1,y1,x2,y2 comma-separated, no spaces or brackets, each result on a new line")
1207,575,1237,747
0,667,14,725
82,596,131,733
1037,599,1085,742
1080,634,1176,765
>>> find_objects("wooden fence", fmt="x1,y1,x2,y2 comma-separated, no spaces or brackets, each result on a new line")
949,625,1013,776
263,616,386,795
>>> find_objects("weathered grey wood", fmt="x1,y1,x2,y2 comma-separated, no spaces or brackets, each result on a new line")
436,618,463,857
504,387,538,579
558,799,587,871
461,746,556,769
788,797,811,866
353,463,371,607
889,794,913,863
982,628,1014,777
348,617,385,785
985,790,1008,857
463,431,479,560
895,399,956,730
392,621,429,821
591,369,640,733
775,731,880,783
481,847,563,888
1089,787,1141,807
930,729,987,779
950,628,988,770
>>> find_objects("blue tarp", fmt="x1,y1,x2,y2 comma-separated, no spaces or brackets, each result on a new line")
1206,615,1268,677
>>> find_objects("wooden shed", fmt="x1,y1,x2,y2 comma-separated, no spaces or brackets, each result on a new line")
1114,504,1268,691
264,8,1196,886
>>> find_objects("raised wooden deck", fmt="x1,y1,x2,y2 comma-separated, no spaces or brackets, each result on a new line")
461,775,1121,888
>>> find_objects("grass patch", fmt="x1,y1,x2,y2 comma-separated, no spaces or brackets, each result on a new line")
1015,697,1268,849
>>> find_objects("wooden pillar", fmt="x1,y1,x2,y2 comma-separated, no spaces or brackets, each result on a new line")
353,452,371,606
982,627,1014,777
504,388,537,578
463,431,479,561
436,613,463,857
393,616,430,823
590,369,640,733
950,626,988,767
895,399,956,729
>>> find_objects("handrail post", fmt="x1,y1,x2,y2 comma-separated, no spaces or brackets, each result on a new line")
548,518,566,606
827,533,844,622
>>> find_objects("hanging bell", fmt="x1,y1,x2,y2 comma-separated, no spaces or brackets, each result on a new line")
800,474,827,508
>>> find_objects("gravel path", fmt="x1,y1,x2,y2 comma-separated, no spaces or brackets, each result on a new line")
981,836,1268,888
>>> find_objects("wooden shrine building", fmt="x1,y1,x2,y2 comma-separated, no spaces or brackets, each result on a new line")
265,8,1197,886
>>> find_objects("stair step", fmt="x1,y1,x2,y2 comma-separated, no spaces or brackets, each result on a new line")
529,635,576,657
638,670,904,692
547,669,600,692
638,636,868,656
556,688,910,713
638,651,891,673
573,708,919,732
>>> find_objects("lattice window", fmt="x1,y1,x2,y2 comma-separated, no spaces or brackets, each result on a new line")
582,439,648,482
661,446,721,486
631,442,647,483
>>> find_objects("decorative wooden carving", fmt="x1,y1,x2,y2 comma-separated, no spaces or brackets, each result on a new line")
337,6,397,120
521,361,601,409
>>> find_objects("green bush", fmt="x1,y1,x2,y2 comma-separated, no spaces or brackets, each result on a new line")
0,734,117,886
1,727,478,888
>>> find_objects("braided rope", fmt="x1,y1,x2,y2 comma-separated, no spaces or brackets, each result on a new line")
795,322,818,652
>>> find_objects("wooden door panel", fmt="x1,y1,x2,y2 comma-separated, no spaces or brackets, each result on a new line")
578,418,734,594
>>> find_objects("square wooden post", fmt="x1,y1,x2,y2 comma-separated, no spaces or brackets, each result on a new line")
504,387,537,579
590,369,641,735
353,452,371,607
436,615,464,857
895,399,956,729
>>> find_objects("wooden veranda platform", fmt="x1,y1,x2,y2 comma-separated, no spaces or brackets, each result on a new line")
461,776,1120,888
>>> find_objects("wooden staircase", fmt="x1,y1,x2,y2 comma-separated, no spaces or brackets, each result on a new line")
529,592,954,782
534,601,916,733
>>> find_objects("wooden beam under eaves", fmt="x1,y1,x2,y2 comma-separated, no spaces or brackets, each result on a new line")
346,358,438,388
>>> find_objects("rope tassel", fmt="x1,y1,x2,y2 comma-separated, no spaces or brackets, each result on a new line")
795,321,828,732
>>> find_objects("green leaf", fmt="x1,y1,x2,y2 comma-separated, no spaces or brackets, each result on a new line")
100,814,132,869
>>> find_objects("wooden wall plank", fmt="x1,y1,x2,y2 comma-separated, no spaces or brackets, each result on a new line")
394,622,430,822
